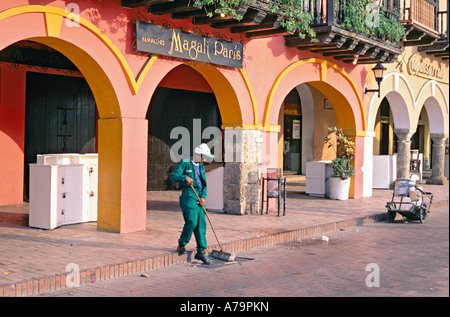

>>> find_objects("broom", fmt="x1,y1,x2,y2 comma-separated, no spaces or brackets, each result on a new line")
189,184,235,262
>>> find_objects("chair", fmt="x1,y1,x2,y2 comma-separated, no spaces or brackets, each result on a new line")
260,168,286,216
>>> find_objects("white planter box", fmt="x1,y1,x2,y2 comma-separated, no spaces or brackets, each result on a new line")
372,155,397,189
306,161,332,197
205,166,224,211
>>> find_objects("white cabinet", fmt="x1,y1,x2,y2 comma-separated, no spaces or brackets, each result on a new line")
372,155,397,189
29,154,98,230
78,154,98,222
305,161,332,197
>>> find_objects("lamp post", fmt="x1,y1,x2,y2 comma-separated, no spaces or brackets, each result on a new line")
365,63,386,98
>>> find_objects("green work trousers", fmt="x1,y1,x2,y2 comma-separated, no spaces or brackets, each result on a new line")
178,189,207,252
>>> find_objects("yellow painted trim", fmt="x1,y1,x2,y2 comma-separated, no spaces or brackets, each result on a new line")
0,5,151,95
44,12,63,38
221,124,279,132
264,125,281,132
221,123,264,130
263,58,366,131
320,62,327,82
136,54,159,90
343,130,369,137
97,118,123,233
239,69,259,125
186,61,243,125
31,36,121,118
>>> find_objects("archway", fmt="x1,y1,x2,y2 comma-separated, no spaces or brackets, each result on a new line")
265,58,366,197
144,61,245,212
367,73,413,133
264,58,364,131
146,64,222,191
417,96,449,182
0,6,130,232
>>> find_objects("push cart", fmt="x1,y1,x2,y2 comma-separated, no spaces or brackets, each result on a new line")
385,178,433,223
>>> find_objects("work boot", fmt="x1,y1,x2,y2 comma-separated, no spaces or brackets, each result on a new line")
177,244,186,256
194,251,210,265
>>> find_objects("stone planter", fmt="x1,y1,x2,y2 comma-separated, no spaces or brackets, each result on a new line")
329,177,351,200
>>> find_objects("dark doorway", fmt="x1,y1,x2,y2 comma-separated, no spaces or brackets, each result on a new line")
379,98,391,155
283,89,302,174
147,87,221,191
24,72,97,200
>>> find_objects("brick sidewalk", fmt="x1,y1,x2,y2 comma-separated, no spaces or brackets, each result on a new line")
0,178,448,297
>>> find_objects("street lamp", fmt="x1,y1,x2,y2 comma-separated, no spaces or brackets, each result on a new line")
365,63,386,98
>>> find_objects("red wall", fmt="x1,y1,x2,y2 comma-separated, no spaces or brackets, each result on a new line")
0,66,26,205
158,65,213,93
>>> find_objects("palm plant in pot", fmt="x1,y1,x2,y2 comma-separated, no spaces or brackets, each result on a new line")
324,127,355,200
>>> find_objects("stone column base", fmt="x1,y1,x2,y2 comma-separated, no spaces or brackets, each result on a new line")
222,128,262,215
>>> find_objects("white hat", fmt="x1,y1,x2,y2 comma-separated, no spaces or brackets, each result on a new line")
194,143,214,158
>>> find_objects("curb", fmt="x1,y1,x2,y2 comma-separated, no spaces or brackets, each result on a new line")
1,199,448,297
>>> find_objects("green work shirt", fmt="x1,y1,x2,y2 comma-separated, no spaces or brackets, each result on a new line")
170,159,207,208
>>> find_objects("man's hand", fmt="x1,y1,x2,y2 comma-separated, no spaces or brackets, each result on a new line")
198,198,206,207
185,176,194,186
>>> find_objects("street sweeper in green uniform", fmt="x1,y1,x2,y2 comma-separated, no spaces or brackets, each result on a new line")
170,143,215,264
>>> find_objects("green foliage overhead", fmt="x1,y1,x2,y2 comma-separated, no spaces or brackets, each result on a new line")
340,0,405,44
193,0,317,40
192,0,405,45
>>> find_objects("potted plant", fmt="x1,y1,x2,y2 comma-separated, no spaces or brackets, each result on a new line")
324,127,355,200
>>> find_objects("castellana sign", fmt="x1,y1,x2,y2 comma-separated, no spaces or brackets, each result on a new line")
136,20,244,69
407,52,447,82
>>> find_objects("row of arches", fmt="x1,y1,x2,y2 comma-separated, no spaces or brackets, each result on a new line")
0,5,448,233
368,73,448,135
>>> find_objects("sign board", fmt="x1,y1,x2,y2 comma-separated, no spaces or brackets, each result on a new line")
292,120,301,139
407,52,446,82
136,20,243,69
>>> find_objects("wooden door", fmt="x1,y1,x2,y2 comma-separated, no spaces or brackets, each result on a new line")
147,87,221,190
24,72,96,200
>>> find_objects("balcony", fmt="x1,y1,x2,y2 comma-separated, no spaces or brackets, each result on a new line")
417,7,449,60
122,0,405,64
400,0,441,46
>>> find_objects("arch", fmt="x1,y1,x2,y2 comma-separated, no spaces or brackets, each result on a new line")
367,72,449,135
187,62,243,126
367,72,413,132
0,5,136,232
0,5,122,118
418,97,447,136
141,60,245,126
264,58,367,199
416,80,449,115
264,58,366,132
0,5,156,96
415,81,449,137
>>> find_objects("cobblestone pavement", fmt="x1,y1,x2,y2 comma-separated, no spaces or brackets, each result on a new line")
37,205,448,299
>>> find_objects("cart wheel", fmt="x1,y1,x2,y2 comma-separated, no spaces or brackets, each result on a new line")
387,211,396,223
419,208,427,223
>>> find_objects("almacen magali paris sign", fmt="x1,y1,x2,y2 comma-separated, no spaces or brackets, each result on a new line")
136,20,244,69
